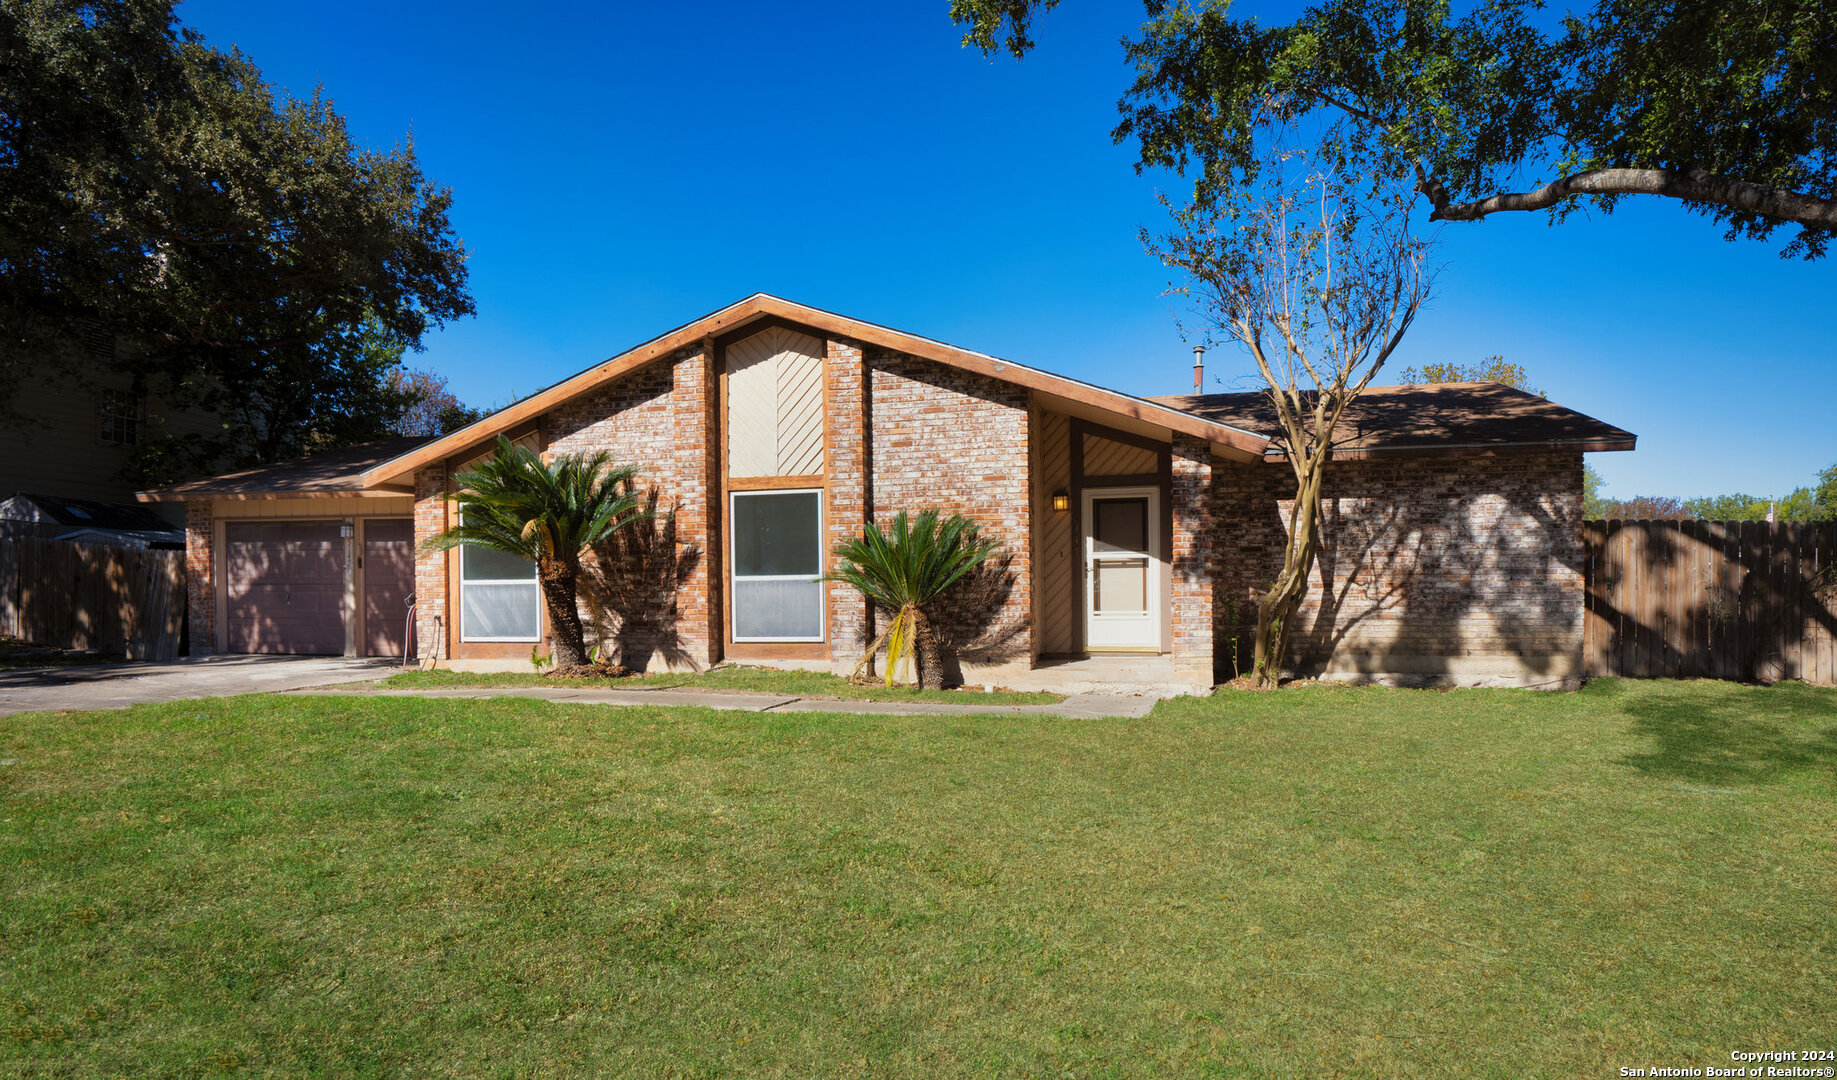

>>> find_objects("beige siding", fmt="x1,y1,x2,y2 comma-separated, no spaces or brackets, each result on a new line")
1033,409,1076,654
726,327,824,477
1084,431,1158,477
211,497,414,519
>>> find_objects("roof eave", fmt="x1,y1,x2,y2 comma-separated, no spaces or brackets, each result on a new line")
359,294,1271,487
1260,436,1638,463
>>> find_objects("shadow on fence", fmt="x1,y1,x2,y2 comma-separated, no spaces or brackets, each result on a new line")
0,537,186,659
1584,520,1837,685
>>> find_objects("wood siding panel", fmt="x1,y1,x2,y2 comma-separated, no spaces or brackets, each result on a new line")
1034,409,1075,654
777,345,825,477
725,326,825,478
1084,431,1158,477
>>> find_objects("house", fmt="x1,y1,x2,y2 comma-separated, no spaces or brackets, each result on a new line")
1,323,220,517
141,295,1634,687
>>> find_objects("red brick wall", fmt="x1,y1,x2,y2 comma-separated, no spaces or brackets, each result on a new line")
866,348,1032,668
540,345,714,669
1170,435,1214,680
825,338,871,667
184,501,214,654
1212,451,1587,686
412,465,448,663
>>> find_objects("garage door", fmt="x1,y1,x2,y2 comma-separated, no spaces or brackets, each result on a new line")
225,521,345,654
362,519,414,657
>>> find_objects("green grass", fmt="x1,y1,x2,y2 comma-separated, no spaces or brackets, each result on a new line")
2,679,1833,1077
378,662,1064,705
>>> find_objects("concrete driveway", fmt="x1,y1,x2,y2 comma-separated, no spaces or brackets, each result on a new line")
0,655,400,717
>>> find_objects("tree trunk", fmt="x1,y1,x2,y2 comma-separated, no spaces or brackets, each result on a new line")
911,607,946,690
538,556,589,669
1251,457,1326,689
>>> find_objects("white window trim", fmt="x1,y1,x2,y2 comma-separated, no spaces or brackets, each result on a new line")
457,519,541,644
730,487,826,643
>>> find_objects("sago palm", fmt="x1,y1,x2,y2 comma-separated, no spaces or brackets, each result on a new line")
422,435,646,669
830,509,1002,690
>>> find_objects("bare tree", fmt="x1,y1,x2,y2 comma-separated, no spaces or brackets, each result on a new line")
1154,152,1434,688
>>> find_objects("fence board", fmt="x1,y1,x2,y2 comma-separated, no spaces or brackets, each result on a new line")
1584,519,1837,685
0,537,185,660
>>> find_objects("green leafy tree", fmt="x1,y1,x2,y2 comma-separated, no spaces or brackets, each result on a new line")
830,509,1003,690
422,437,647,671
952,0,1837,256
387,368,484,438
0,0,473,475
1398,355,1541,396
1584,464,1609,519
1817,464,1837,520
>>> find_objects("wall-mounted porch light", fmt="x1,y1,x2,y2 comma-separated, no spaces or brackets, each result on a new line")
339,521,356,539
1051,490,1070,512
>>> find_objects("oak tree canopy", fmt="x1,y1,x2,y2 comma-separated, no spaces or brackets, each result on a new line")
1,0,474,480
952,0,1837,257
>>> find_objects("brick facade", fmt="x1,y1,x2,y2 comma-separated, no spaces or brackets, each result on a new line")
413,466,448,663
393,316,1587,688
867,348,1032,672
185,501,214,655
1211,451,1587,687
1169,435,1214,681
824,338,871,669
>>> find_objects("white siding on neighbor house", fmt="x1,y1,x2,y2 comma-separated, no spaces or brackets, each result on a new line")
726,327,825,478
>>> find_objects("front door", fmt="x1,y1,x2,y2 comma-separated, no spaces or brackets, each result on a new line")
1083,487,1159,651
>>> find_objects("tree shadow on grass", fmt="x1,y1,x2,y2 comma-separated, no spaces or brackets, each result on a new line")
1608,680,1837,787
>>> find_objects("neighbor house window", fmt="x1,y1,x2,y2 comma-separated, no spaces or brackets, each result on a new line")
731,489,823,641
98,390,142,446
459,532,540,642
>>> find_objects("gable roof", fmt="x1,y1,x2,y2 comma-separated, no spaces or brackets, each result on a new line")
358,294,1273,488
1150,382,1636,458
138,437,435,500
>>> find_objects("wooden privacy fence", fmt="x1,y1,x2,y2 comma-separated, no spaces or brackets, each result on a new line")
0,537,186,660
1583,520,1837,684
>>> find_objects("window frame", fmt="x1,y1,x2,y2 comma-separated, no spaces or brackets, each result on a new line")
98,389,143,447
729,487,826,644
457,518,542,644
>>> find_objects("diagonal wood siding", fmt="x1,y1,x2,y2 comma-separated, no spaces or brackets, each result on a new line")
1583,519,1837,684
727,326,825,478
1034,409,1075,654
1083,431,1158,477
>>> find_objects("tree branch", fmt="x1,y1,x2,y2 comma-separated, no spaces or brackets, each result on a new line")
1421,167,1837,230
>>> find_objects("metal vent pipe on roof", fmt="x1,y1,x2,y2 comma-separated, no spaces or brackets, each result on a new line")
1192,345,1206,394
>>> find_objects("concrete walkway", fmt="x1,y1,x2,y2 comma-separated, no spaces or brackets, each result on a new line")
0,655,401,717
0,656,1164,718
294,685,1162,719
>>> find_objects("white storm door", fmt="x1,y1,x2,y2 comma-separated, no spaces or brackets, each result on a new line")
1083,487,1159,650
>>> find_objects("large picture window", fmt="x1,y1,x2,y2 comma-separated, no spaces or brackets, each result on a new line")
460,537,540,642
731,489,823,642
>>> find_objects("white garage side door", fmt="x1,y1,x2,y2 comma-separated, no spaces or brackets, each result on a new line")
225,521,346,655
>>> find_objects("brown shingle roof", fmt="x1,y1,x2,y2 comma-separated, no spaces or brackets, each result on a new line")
138,437,435,500
1149,382,1635,457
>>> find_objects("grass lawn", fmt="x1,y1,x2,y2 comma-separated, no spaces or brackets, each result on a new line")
2,680,1833,1077
378,663,1064,705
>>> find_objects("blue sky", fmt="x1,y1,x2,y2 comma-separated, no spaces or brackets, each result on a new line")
178,0,1835,501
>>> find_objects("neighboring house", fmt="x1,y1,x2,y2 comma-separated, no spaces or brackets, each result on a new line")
142,295,1634,687
0,326,221,512
0,493,184,549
